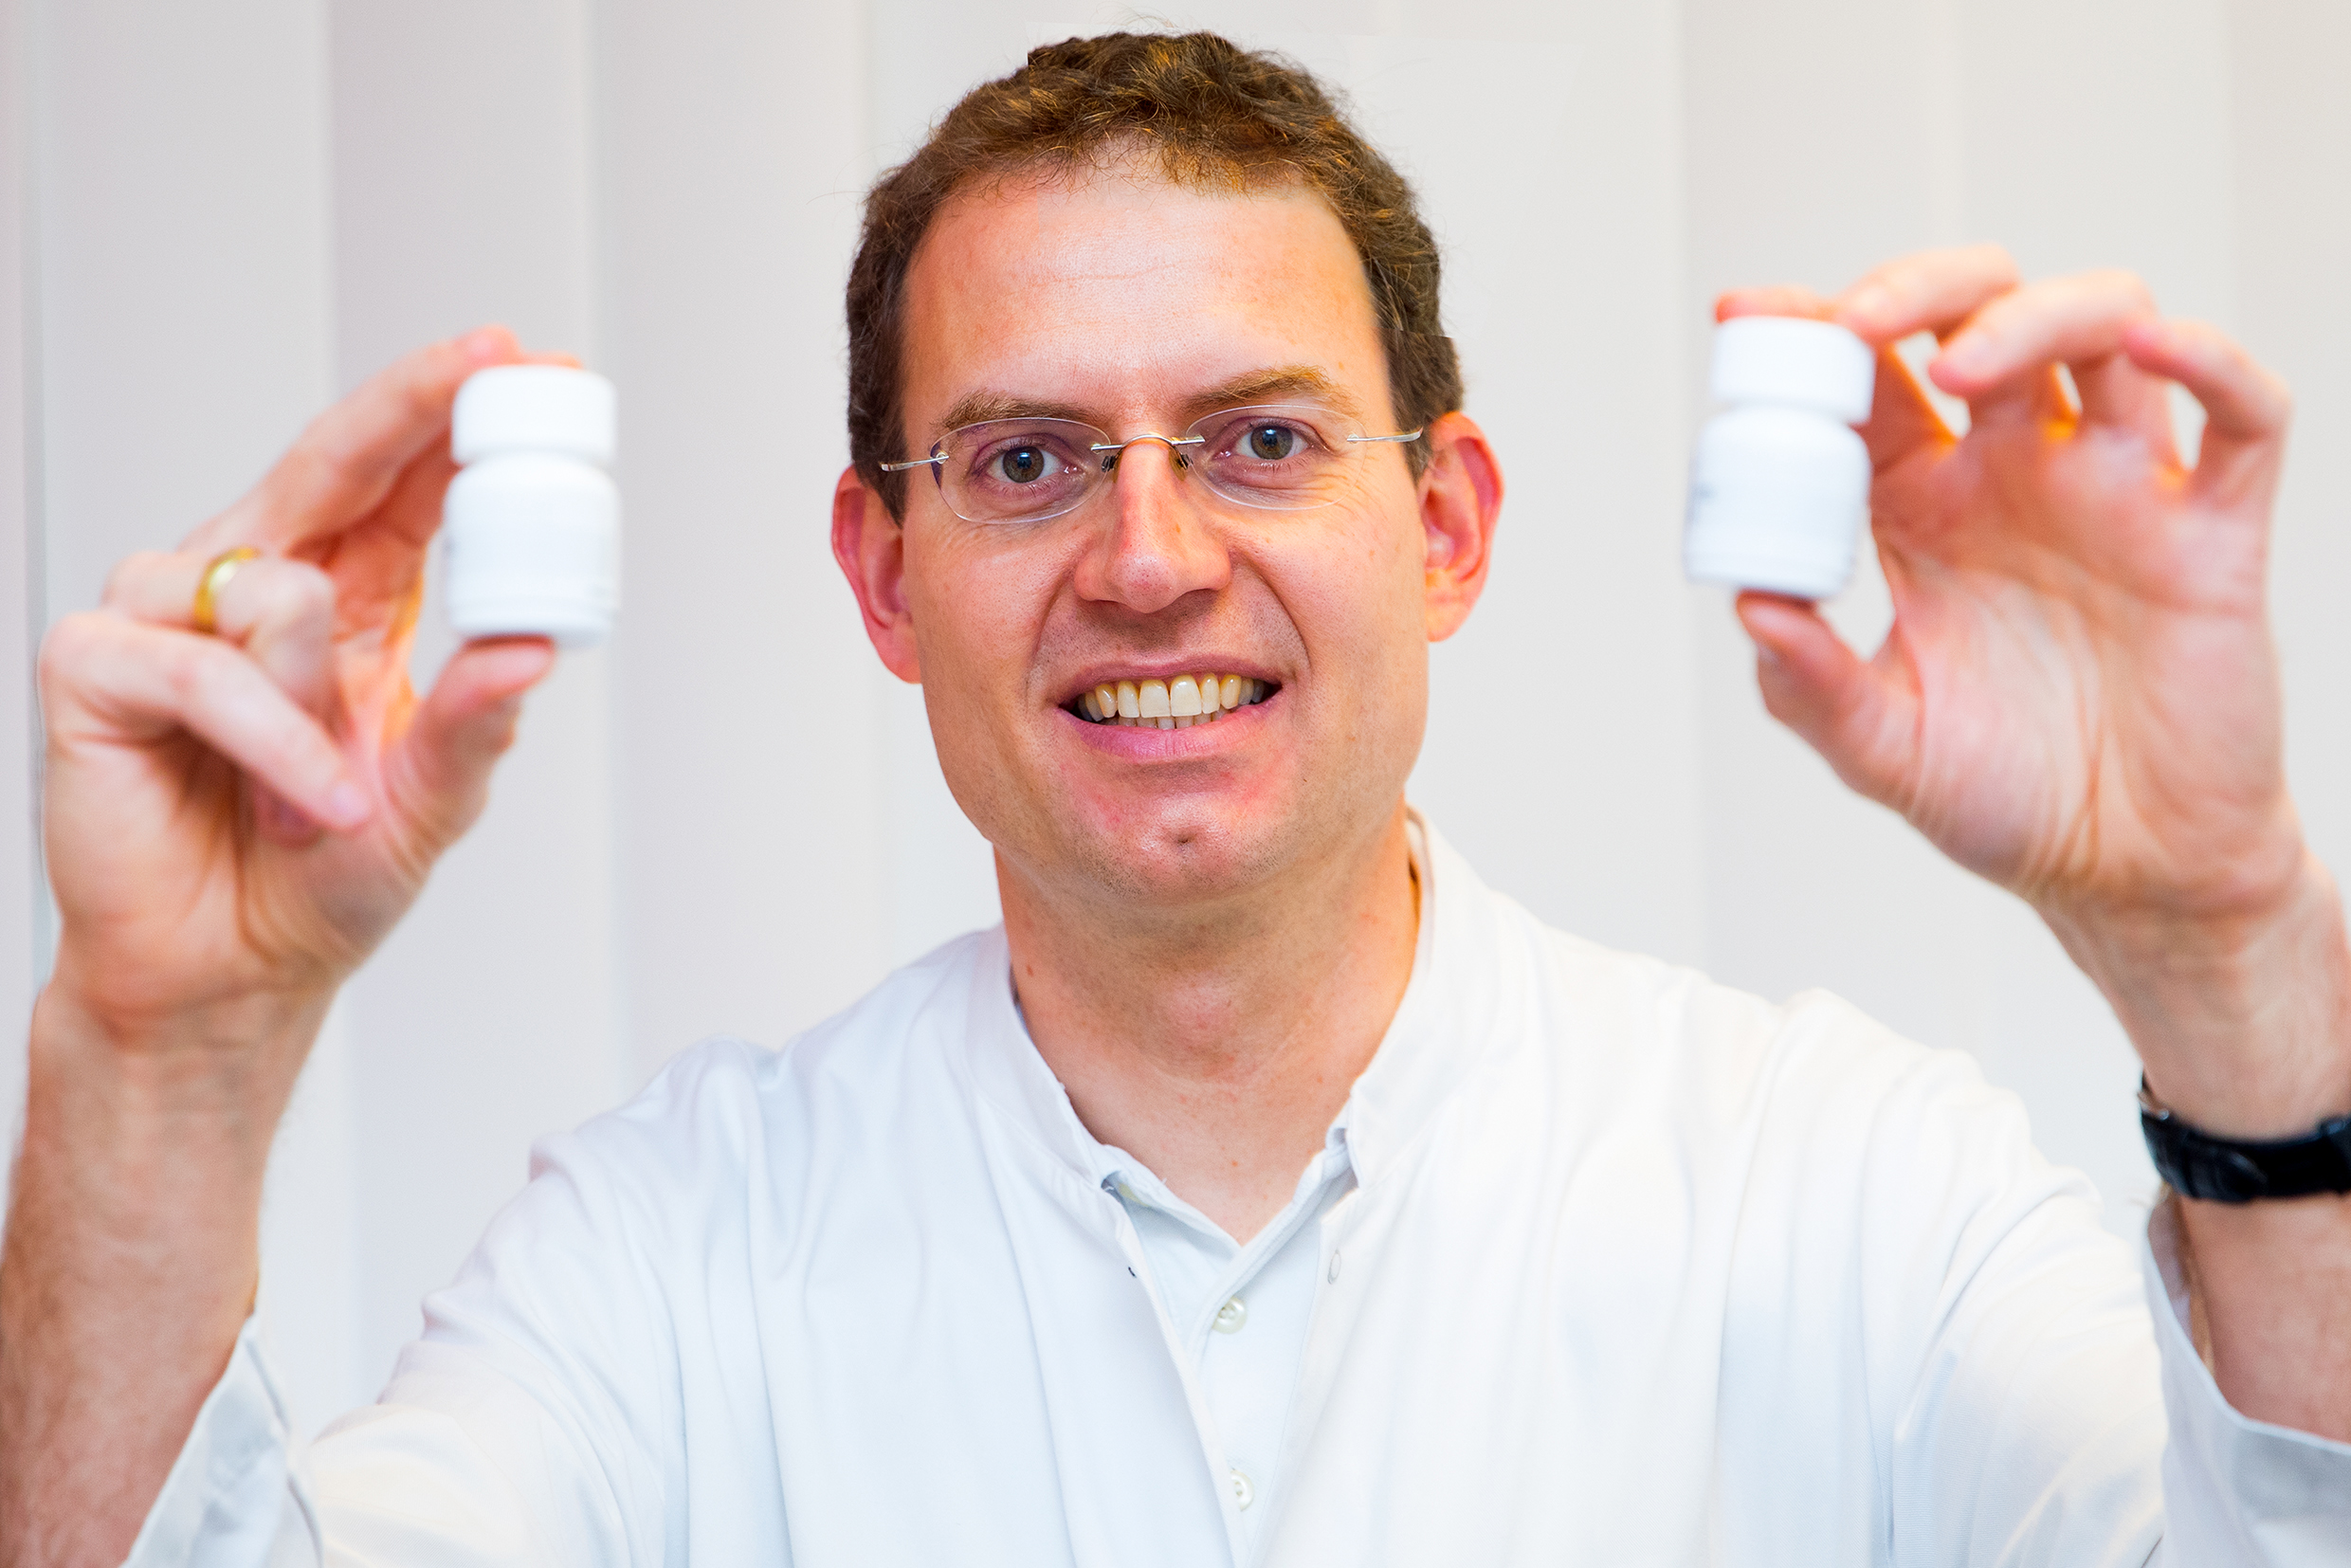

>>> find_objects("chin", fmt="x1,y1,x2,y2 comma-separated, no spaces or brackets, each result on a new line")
1012,792,1288,912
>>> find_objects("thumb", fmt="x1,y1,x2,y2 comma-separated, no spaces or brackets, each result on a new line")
386,637,558,852
1735,592,1917,810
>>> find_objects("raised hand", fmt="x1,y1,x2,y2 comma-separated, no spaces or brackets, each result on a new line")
40,329,557,1043
1721,248,2351,1440
1720,248,2348,1138
3,330,565,1564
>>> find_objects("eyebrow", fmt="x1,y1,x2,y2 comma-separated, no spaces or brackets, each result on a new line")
935,391,1093,431
1185,366,1360,423
931,366,1365,440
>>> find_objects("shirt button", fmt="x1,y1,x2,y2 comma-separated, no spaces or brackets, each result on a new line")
1213,1296,1248,1334
1230,1468,1254,1509
1327,1249,1342,1283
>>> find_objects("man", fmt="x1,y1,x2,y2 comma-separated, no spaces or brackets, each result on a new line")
3,28,2347,1566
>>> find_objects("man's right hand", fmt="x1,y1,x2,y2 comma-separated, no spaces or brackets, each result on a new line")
44,327,557,1046
3,328,561,1567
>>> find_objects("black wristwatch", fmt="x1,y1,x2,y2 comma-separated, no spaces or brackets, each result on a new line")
2139,1078,2351,1203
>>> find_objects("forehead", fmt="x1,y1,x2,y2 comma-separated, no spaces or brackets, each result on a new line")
899,164,1388,429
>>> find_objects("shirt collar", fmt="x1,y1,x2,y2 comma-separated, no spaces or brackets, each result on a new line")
959,809,1498,1197
1339,811,1503,1185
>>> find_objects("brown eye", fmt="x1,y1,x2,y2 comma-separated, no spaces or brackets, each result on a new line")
1246,425,1296,461
997,446,1048,483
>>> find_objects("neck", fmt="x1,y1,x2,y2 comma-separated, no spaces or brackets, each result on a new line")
999,803,1420,1244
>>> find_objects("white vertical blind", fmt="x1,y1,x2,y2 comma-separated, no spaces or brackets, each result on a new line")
1679,0,2240,1264
319,0,632,1422
4,0,2347,1434
598,0,893,1073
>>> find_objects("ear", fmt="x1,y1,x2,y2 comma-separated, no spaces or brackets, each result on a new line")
831,465,922,683
1417,411,1504,641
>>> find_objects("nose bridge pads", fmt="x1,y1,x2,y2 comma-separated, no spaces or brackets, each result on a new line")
1095,434,1195,478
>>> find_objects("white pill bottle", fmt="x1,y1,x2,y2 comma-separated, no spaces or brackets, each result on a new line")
1685,318,1876,600
443,365,619,648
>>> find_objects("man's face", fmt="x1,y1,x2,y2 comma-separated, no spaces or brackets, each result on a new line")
848,163,1490,919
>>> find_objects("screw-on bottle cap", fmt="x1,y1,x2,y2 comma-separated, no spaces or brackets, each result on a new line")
1710,318,1876,425
451,365,616,466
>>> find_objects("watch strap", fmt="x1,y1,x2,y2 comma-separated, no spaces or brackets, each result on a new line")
2139,1079,2351,1203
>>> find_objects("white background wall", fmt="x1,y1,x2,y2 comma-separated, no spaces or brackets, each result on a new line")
1,0,2344,1434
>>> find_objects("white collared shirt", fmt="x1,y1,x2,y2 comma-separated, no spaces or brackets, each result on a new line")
1084,1115,1356,1541
1045,831,1423,1547
129,816,2351,1567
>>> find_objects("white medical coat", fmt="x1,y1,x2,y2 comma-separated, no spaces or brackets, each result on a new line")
129,819,2351,1566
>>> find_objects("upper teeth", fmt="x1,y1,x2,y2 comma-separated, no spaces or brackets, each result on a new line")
1080,673,1270,728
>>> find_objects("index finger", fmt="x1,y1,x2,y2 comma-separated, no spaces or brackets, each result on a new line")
1833,245,2021,346
1832,246,2024,472
186,326,521,556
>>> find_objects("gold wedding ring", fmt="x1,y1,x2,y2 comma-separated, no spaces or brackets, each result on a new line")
191,546,262,635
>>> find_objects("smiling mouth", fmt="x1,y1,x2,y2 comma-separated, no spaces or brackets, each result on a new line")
1066,672,1278,729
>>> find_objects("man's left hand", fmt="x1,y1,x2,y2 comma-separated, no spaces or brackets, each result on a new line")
1722,246,2351,1145
1722,246,2351,1441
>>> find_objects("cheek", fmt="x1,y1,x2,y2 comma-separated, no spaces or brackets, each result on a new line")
1332,497,1435,644
901,528,1057,831
1252,501,1431,686
902,525,1048,697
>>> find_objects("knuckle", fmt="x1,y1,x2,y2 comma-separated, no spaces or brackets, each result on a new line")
2091,268,2156,312
248,556,337,630
37,612,109,685
288,410,385,501
1969,244,2020,284
284,558,338,618
1862,257,1918,298
100,551,172,608
161,637,230,708
365,353,457,455
305,421,369,486
401,358,451,426
275,439,340,500
2171,317,2221,353
2266,371,2294,426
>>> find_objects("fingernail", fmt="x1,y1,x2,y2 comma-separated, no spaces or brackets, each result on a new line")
1937,330,1993,376
457,326,509,363
325,781,373,830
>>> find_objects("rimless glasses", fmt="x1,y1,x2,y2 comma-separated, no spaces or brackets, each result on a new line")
881,404,1424,527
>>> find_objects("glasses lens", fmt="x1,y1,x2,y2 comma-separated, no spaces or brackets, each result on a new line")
1188,405,1352,512
938,418,1101,523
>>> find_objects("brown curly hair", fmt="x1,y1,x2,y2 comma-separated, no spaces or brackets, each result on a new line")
846,30,1463,518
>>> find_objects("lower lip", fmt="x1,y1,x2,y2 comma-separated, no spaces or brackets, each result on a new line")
1060,692,1275,755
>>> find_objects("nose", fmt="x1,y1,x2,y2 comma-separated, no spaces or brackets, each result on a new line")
1074,435,1230,614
